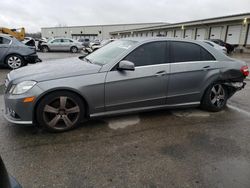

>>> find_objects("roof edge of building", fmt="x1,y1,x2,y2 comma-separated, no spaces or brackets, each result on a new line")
110,12,250,34
41,22,167,29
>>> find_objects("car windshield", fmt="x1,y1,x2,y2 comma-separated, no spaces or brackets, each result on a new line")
85,40,138,65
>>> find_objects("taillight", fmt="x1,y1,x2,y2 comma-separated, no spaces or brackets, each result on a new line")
241,66,249,77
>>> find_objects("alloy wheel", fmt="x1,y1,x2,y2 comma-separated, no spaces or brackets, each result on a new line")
42,46,49,52
71,47,78,53
210,84,225,108
43,96,80,130
7,56,22,69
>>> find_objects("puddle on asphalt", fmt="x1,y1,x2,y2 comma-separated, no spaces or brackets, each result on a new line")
105,115,140,130
171,108,211,117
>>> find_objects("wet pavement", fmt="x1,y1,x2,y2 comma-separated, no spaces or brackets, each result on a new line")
0,52,250,188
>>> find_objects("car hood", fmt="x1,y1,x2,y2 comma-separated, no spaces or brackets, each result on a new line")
9,57,102,82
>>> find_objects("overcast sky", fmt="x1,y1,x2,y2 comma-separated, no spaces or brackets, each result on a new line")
1,0,250,32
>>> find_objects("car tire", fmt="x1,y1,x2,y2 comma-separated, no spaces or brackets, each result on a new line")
70,46,78,53
36,91,85,133
5,54,24,69
41,46,49,53
201,83,228,112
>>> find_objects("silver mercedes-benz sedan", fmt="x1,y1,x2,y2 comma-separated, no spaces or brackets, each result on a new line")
40,38,83,53
4,38,249,132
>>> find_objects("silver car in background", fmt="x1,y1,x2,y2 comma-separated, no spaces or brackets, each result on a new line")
40,38,83,53
202,40,227,54
0,34,39,69
4,38,248,132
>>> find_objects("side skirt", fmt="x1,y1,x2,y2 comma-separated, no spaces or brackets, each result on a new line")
90,102,200,118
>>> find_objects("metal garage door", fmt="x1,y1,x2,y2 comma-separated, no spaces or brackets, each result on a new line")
166,31,173,37
174,30,182,38
210,26,223,39
226,25,242,45
184,29,193,39
196,28,206,40
247,25,250,45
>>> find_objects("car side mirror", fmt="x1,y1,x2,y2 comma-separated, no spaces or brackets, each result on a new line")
117,60,135,71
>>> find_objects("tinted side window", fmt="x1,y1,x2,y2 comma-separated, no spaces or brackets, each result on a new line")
0,37,11,45
171,42,201,62
52,39,61,43
62,39,72,43
170,41,215,62
124,42,168,67
201,47,215,61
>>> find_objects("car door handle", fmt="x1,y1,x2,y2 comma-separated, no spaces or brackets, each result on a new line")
155,71,166,76
203,66,210,71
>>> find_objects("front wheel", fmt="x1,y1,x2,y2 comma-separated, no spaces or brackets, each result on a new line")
41,46,49,53
201,83,228,112
36,91,85,132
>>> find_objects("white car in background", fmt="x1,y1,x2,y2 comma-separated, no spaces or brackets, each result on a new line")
202,40,227,54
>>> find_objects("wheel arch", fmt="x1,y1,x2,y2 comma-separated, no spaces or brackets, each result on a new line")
200,68,245,101
32,87,90,125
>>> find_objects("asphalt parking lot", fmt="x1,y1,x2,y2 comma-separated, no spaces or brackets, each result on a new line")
1,52,250,188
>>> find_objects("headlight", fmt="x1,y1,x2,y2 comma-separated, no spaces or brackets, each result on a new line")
10,81,37,95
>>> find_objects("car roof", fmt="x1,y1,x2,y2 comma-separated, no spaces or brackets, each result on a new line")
121,37,206,43
0,33,13,38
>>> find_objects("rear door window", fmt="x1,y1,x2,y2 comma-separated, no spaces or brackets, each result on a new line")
170,41,215,62
52,39,61,43
124,41,169,67
0,37,11,45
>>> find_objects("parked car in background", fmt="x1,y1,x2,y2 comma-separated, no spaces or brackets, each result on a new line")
40,38,83,53
0,34,40,69
22,37,36,47
35,38,47,51
202,40,227,54
90,39,101,46
78,38,90,47
0,155,22,188
209,39,235,54
4,38,248,132
91,39,115,51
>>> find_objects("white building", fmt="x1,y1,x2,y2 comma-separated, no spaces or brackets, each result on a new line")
110,13,250,49
41,23,166,40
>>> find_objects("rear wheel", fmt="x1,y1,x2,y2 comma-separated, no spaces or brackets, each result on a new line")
201,83,228,112
36,91,85,132
5,54,24,69
70,46,78,53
